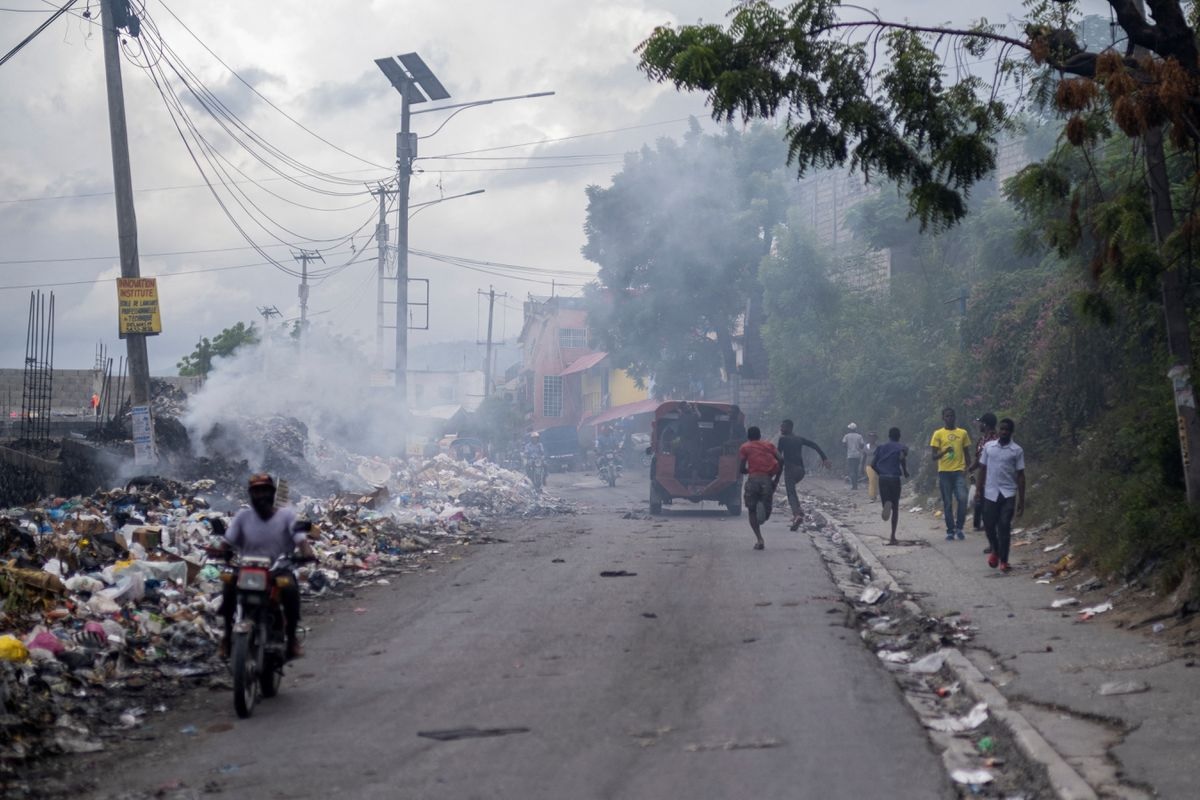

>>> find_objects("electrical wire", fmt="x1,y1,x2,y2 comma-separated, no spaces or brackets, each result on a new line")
418,161,624,174
0,255,352,292
421,118,694,160
0,0,77,67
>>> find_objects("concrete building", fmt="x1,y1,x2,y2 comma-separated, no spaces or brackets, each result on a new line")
407,369,486,413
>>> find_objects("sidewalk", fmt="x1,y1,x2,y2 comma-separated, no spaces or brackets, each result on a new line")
805,477,1197,800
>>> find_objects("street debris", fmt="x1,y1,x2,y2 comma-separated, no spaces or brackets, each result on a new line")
859,585,886,604
909,649,951,674
1077,601,1113,621
684,738,784,752
600,570,637,577
1050,597,1079,609
927,702,989,733
1098,680,1150,696
0,449,571,770
1043,542,1064,553
950,768,994,785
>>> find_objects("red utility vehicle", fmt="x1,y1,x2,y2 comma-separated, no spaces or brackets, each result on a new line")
647,401,745,515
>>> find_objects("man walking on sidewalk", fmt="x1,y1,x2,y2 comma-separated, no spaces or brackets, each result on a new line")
970,412,998,538
777,419,831,531
977,418,1026,572
871,427,910,545
930,407,972,541
739,426,783,551
842,423,865,490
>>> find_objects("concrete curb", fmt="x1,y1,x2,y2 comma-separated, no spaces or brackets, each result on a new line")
816,511,1099,800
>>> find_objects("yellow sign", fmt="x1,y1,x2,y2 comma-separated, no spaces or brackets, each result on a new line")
117,278,162,337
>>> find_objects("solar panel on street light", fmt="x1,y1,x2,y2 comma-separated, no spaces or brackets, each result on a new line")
398,52,450,101
374,56,429,103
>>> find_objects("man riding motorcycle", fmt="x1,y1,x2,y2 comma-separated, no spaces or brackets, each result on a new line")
217,473,314,661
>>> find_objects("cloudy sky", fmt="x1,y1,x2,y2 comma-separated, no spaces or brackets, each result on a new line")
0,0,1102,374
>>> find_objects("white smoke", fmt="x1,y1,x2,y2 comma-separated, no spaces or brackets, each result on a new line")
181,328,405,467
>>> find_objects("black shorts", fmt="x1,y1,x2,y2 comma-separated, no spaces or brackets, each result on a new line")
878,476,901,507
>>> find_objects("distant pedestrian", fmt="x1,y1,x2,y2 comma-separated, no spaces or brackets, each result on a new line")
970,412,998,540
90,392,100,419
871,427,910,545
977,418,1026,573
930,407,972,541
738,426,783,550
776,419,831,531
842,423,865,490
862,431,879,500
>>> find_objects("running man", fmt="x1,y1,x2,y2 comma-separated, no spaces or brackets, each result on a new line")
871,427,910,545
776,419,831,531
977,418,1026,573
738,426,783,551
842,423,865,490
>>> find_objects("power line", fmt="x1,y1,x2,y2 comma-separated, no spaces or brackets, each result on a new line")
421,117,694,160
0,255,349,292
418,161,624,174
0,0,77,67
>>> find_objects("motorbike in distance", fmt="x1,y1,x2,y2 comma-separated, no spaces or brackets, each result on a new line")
597,450,622,487
206,542,314,718
524,452,547,492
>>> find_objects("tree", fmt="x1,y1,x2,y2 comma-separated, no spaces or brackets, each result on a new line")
637,0,1200,506
582,120,789,398
177,321,259,378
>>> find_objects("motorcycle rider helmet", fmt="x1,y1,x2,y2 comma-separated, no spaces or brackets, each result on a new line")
530,432,540,440
248,473,276,490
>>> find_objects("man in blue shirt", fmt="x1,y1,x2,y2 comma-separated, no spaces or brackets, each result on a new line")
871,427,910,545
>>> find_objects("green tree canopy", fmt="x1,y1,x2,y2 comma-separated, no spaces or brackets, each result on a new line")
177,321,259,378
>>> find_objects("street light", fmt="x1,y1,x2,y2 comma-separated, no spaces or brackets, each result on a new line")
374,51,553,429
409,188,485,221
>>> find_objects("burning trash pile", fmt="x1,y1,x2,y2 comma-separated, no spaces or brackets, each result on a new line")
0,453,569,772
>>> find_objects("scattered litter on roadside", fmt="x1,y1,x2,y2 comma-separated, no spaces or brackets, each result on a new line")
1152,623,1166,634
1098,680,1150,696
551,558,565,563
935,682,960,698
908,506,923,513
909,649,951,674
950,768,994,785
1043,543,1064,552
859,586,886,604
600,570,636,577
927,702,988,733
1077,601,1113,621
879,651,913,664
976,736,995,754
641,613,658,619
417,726,531,741
1050,598,1079,609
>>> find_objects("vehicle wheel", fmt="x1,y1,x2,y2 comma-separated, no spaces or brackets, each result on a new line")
232,631,258,718
260,653,281,698
607,472,617,488
649,486,663,514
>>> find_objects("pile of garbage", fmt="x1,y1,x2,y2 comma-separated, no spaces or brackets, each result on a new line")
0,453,568,771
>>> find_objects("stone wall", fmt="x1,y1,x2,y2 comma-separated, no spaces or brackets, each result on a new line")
705,377,776,430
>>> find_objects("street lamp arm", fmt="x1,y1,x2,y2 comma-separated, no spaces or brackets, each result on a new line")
408,188,485,220
414,91,556,140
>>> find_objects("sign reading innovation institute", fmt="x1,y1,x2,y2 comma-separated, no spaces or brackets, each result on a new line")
116,278,162,338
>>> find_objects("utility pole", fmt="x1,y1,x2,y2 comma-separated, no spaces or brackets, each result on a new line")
100,0,150,406
478,286,508,395
371,183,394,367
293,250,322,341
1131,0,1200,505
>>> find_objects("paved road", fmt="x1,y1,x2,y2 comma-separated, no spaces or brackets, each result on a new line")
85,472,952,800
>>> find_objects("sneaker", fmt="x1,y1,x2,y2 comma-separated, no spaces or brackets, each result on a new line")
983,546,993,554
789,515,802,532
987,554,999,569
945,532,955,541
882,501,893,521
999,562,1012,573
955,529,965,540
753,541,765,551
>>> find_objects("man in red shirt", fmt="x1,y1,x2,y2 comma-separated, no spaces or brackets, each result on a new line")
738,426,783,550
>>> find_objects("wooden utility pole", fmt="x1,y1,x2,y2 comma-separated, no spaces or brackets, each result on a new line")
100,0,150,405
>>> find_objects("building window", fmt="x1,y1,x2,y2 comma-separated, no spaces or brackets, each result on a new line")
543,375,563,417
559,328,587,349
438,384,456,402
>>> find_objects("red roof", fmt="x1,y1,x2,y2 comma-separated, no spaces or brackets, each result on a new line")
558,351,608,376
580,397,661,428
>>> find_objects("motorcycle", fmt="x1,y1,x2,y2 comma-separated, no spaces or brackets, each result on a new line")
597,450,622,487
524,453,547,492
210,548,312,718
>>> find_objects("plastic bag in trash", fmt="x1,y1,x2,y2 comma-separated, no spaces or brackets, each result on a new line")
0,634,30,661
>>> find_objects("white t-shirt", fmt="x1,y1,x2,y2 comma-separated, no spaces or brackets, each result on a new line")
225,507,305,562
842,432,864,459
980,440,1025,501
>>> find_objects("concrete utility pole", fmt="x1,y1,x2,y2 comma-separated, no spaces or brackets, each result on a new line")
371,183,394,367
484,286,496,395
100,0,150,406
293,250,322,340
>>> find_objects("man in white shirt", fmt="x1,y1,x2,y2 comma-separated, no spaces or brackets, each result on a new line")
976,418,1026,573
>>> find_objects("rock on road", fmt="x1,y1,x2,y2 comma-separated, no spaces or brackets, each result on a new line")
81,472,952,800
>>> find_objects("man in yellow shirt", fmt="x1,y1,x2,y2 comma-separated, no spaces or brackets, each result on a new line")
930,407,972,541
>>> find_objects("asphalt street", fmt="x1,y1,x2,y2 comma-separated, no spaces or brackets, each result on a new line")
82,471,953,800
